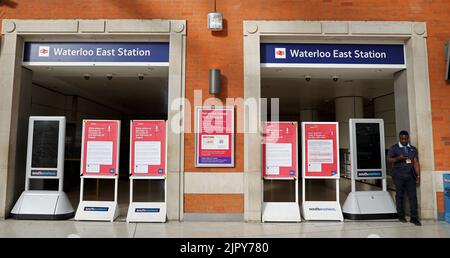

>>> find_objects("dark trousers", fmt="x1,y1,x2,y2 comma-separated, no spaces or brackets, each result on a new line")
393,176,418,220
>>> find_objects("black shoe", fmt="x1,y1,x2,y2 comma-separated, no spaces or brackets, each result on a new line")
398,217,407,223
410,219,422,226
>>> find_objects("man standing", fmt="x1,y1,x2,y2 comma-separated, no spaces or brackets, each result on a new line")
387,130,421,226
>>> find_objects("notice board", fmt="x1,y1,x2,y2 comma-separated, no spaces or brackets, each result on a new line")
302,122,339,178
81,120,120,177
130,120,166,177
262,122,298,179
195,107,234,167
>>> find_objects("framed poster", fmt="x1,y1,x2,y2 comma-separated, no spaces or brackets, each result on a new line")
302,122,339,178
195,107,234,167
130,120,166,177
262,122,297,179
80,120,120,177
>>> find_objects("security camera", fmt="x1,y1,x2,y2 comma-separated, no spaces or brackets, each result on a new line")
332,76,339,82
83,73,91,80
138,74,145,81
106,74,113,80
305,75,312,82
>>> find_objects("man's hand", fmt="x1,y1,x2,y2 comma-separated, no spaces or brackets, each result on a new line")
397,155,408,162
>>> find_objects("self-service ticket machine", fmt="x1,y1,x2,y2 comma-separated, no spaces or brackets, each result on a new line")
342,119,397,219
11,116,75,220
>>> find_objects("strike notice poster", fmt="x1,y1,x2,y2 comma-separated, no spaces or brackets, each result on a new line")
303,122,339,178
195,107,234,167
262,122,297,179
130,120,166,177
81,120,120,177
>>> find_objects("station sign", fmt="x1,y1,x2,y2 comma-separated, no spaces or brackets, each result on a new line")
262,122,298,179
261,43,405,65
23,42,169,64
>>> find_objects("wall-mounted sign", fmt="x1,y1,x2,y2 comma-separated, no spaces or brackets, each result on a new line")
23,42,169,64
195,107,234,167
444,174,450,223
81,120,120,177
130,120,166,177
262,122,297,179
302,122,339,178
261,43,405,65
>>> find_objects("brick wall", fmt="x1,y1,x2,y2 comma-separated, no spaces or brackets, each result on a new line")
1,0,450,213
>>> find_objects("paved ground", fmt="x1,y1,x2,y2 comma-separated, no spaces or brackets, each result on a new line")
0,219,449,238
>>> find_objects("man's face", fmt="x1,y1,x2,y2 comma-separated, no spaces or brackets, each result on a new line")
400,135,409,146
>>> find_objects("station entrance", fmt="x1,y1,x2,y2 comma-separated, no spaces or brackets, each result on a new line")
242,20,436,221
21,52,170,216
261,65,401,208
0,19,188,220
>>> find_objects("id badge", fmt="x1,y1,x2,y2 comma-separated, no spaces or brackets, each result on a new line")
406,159,412,164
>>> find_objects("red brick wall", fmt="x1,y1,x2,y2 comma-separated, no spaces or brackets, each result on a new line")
1,0,450,213
184,194,244,213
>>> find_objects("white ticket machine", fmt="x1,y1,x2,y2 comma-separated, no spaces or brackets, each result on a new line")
11,116,74,220
342,119,397,219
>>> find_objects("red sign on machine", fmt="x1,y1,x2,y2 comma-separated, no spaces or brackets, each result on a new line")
81,120,120,177
130,120,166,177
262,122,298,179
302,122,339,178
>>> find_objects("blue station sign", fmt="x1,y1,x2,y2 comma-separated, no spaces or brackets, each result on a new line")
23,42,169,63
261,43,405,65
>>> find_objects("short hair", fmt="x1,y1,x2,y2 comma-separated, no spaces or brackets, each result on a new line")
399,130,409,137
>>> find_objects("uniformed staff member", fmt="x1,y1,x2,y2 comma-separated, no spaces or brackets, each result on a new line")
387,130,421,226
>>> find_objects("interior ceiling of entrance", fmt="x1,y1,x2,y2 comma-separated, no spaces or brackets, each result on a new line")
261,67,399,115
28,65,169,116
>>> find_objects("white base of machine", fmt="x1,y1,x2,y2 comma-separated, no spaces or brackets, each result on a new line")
75,201,119,222
302,201,344,221
127,202,166,223
10,190,75,220
262,202,301,222
342,191,397,220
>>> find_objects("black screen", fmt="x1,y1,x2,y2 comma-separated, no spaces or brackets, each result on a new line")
32,121,59,168
356,123,382,169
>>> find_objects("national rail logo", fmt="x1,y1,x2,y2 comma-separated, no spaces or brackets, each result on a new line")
274,48,286,59
38,46,50,57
